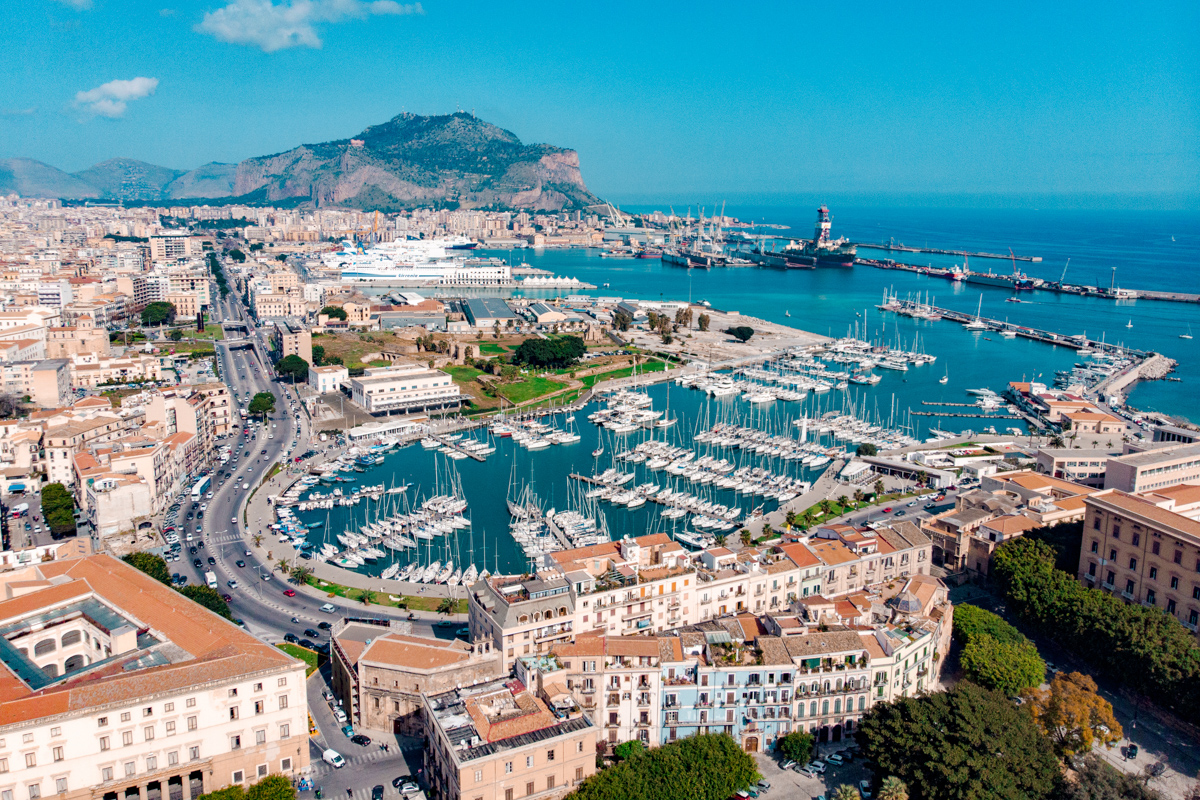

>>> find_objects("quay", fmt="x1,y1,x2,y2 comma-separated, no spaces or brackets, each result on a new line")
911,410,1022,419
428,431,487,461
857,242,1041,262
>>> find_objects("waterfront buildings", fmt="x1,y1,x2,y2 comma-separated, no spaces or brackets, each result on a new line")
0,554,309,800
1078,486,1200,636
346,363,461,415
1103,443,1200,493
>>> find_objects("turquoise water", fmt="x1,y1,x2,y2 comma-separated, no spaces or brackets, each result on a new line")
309,206,1199,577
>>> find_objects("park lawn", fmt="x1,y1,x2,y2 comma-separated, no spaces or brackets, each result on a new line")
498,375,565,404
188,326,225,341
166,342,216,356
307,577,466,613
473,341,508,355
275,643,319,676
579,359,668,388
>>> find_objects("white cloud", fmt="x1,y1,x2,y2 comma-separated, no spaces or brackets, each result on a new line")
196,0,423,52
50,0,93,9
74,77,159,118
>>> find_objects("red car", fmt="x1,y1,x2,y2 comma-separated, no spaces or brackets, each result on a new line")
283,588,296,597
883,507,893,513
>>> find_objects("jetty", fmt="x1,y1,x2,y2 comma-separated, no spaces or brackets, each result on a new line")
428,432,487,461
857,242,1041,262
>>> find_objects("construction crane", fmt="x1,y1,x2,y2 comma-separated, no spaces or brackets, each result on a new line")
1059,258,1070,284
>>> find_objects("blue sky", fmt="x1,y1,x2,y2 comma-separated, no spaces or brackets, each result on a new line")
1,0,1197,206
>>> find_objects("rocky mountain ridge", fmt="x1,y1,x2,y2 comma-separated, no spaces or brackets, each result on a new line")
0,112,598,211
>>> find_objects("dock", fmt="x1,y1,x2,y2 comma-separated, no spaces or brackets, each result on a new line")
911,410,1023,419
857,242,1041,261
428,433,486,461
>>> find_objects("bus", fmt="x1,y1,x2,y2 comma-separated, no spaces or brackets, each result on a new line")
191,476,211,502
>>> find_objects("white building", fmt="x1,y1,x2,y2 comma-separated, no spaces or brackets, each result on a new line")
308,365,348,395
0,555,309,800
347,363,460,415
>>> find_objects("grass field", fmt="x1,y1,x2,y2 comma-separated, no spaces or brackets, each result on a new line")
307,577,467,614
473,341,508,355
186,326,225,341
579,359,668,388
276,643,319,676
498,375,564,404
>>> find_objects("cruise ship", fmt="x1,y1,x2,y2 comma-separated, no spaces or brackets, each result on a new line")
320,237,511,286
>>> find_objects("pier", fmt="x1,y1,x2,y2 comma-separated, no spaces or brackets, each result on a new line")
857,242,1041,261
911,410,1023,419
428,432,487,461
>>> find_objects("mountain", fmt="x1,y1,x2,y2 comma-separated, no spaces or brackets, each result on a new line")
234,112,599,211
72,158,185,202
2,112,599,211
0,158,99,199
164,162,237,200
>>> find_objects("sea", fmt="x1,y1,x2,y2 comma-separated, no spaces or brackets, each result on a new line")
289,206,1200,581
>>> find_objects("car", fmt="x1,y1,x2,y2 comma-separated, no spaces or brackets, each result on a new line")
189,546,198,554
235,560,245,568
207,556,216,565
321,749,345,769
304,628,321,638
826,754,844,766
232,517,237,523
283,588,296,597
227,580,238,589
341,724,354,737
320,603,336,613
837,750,855,762
193,558,203,568
859,781,873,798
244,549,252,557
371,786,384,800
756,781,771,794
176,574,188,585
809,761,826,774
222,593,232,602
391,776,413,790
261,450,267,455
1127,744,1139,759
399,783,419,798
894,510,906,516
882,507,892,513
318,621,332,630
796,768,816,779
283,633,298,643
351,734,372,747
23,522,30,530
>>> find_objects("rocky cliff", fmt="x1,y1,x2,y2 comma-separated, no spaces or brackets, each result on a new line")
3,112,599,211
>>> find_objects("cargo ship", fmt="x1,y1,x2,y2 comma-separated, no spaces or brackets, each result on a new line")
749,206,857,267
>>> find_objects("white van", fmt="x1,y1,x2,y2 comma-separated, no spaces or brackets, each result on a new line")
321,749,345,769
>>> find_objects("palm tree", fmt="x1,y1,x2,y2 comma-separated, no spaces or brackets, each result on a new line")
1049,434,1065,448
916,470,929,488
800,510,816,531
290,565,313,586
760,523,772,538
785,510,797,529
714,533,728,547
818,499,833,517
739,529,753,547
360,589,375,606
436,597,457,617
877,777,908,800
252,533,263,548
832,785,861,800
276,558,289,575
836,494,850,510
853,489,864,506
874,479,885,498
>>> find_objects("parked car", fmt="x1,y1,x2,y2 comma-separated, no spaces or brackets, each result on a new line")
341,724,354,737
283,633,298,643
859,781,873,798
371,787,384,800
351,734,372,747
826,754,845,766
809,761,827,774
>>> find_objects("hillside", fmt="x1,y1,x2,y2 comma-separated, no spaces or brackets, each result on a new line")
1,112,599,211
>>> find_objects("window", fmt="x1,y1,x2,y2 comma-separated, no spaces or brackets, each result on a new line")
98,717,108,727
577,742,584,753
24,753,35,769
280,724,290,739
186,698,196,708
278,695,288,709
229,688,238,698
164,703,174,712
99,736,109,751
232,771,244,784
1125,580,1135,594
1132,533,1140,547
257,765,268,779
254,701,264,715
49,728,60,738
230,707,239,721
526,755,533,768
255,730,266,746
144,726,155,741
504,761,513,774
1090,541,1098,553
168,751,179,767
52,747,62,762
547,776,556,791
1171,577,1179,590
120,712,131,723
281,758,292,772
189,747,200,761
1151,541,1159,555
187,716,197,731
124,762,135,777
526,783,535,797
1167,599,1177,614
122,731,133,746
277,677,287,687
576,767,584,782
253,683,263,692
1129,557,1137,570
146,756,157,771
144,707,153,717
101,767,113,782
0,759,6,773
230,735,241,750
27,786,39,800
547,749,555,762
474,770,482,783
1147,590,1156,605
165,721,175,735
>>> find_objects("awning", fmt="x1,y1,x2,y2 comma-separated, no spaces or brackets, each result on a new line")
7,483,25,492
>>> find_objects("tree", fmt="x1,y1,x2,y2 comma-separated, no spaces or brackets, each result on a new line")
360,588,375,605
785,510,797,529
833,786,861,800
311,344,326,365
569,733,758,800
877,777,908,800
275,558,289,574
837,494,850,509
436,597,457,617
714,533,728,547
697,313,710,332
612,309,633,332
777,730,814,764
248,391,276,419
874,479,885,497
819,498,833,517
252,534,263,548
168,329,184,342
40,482,76,537
276,354,310,382
858,682,1060,800
0,393,22,418
856,443,878,457
289,565,313,586
141,301,176,327
178,585,233,620
613,740,645,761
960,634,1046,696
123,552,171,585
1026,671,1122,757
739,529,753,547
320,305,348,320
228,248,246,263
512,336,586,368
493,321,501,339
725,326,755,343
245,775,296,800
853,489,865,505
675,307,693,327
1059,754,1164,800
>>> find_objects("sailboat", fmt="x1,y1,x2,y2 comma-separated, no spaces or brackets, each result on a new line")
938,367,948,385
964,295,988,330
1126,320,1133,329
1181,325,1192,340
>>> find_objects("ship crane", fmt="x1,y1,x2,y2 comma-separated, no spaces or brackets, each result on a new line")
1059,258,1070,284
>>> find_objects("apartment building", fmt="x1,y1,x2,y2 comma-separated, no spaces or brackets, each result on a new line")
269,320,311,365
1104,443,1200,493
330,619,501,736
30,360,71,409
423,677,595,800
45,319,111,359
0,554,309,800
68,354,163,389
549,635,662,749
347,363,460,415
149,232,196,262
1078,488,1200,635
308,365,348,394
1035,447,1113,488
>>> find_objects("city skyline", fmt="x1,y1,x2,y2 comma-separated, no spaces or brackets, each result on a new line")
1,0,1197,207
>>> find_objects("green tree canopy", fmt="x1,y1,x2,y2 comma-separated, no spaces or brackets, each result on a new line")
511,336,586,369
168,329,184,341
248,391,276,419
320,305,348,320
1058,754,1164,800
311,344,326,365
612,309,633,331
777,731,814,764
856,443,879,457
141,301,176,327
697,313,710,331
178,585,233,620
858,681,1060,800
228,248,246,263
122,552,171,585
245,775,295,800
725,326,754,342
40,482,76,537
959,635,1046,696
567,734,758,800
613,740,645,761
276,354,310,381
